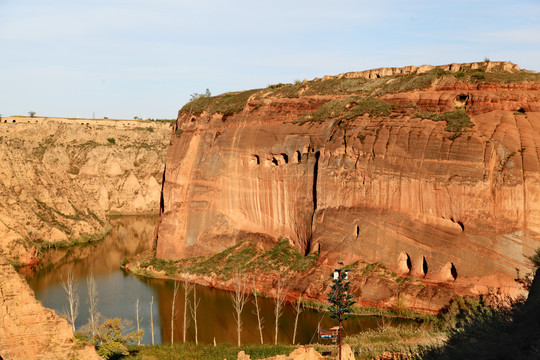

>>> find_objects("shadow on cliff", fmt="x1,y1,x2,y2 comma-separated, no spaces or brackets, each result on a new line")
417,262,540,359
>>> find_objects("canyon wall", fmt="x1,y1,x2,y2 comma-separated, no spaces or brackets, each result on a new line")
0,257,100,360
0,116,171,265
155,63,540,297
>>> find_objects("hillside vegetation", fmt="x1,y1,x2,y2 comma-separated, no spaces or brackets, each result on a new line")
180,62,540,118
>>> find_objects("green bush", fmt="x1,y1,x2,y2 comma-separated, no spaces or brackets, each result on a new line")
180,89,258,116
78,318,143,360
471,72,486,81
432,109,473,133
295,98,351,123
97,341,129,359
343,97,392,119
412,112,438,120
414,110,473,138
295,97,391,124
107,137,116,145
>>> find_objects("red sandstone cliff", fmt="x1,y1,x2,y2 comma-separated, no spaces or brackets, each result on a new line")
154,62,540,300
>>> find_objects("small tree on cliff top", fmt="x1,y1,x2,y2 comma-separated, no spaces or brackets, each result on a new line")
328,263,356,360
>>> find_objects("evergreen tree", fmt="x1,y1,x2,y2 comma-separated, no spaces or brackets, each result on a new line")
328,263,356,360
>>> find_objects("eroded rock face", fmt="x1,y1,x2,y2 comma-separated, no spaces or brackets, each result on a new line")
0,256,101,360
0,117,170,264
155,63,540,300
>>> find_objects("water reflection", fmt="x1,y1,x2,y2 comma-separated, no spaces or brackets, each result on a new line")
24,216,406,345
25,216,162,344
151,279,391,345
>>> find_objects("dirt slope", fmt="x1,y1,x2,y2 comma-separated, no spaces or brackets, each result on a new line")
0,116,171,265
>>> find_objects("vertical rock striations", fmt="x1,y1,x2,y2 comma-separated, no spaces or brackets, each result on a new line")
155,62,540,296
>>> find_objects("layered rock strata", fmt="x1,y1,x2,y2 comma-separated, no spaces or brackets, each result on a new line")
0,256,100,360
155,62,540,301
0,117,171,265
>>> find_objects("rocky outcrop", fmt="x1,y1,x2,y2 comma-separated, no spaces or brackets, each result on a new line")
155,62,540,306
0,117,170,265
0,256,101,360
334,61,523,80
237,346,327,360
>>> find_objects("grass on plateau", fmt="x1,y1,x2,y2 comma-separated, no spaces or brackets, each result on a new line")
123,343,295,360
134,237,319,281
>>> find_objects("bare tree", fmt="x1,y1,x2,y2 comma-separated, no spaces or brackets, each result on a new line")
61,270,79,332
183,278,194,343
28,111,36,117
252,279,264,344
171,279,180,346
190,286,201,345
231,270,249,346
292,296,303,345
136,298,141,345
87,272,98,336
273,276,287,345
150,296,155,345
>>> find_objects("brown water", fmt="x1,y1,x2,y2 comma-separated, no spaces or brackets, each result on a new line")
24,216,406,345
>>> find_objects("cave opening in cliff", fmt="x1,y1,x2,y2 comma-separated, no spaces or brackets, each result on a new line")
356,225,359,236
450,262,457,281
516,108,526,114
281,153,289,164
454,94,469,108
313,151,320,209
252,155,260,165
422,256,428,277
294,151,301,163
457,221,464,231
271,157,279,166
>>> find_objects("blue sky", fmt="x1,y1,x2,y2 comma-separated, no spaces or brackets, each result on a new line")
1,0,539,119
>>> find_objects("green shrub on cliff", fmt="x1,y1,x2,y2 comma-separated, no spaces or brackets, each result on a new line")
180,89,258,116
295,98,352,123
342,97,392,119
295,97,392,124
413,110,473,139
412,112,438,120
433,109,473,133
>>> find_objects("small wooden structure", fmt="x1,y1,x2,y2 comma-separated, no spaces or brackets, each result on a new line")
319,326,340,342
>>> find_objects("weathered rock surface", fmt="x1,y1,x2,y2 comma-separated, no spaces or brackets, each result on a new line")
155,62,540,307
0,116,170,265
237,346,326,360
0,256,101,360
